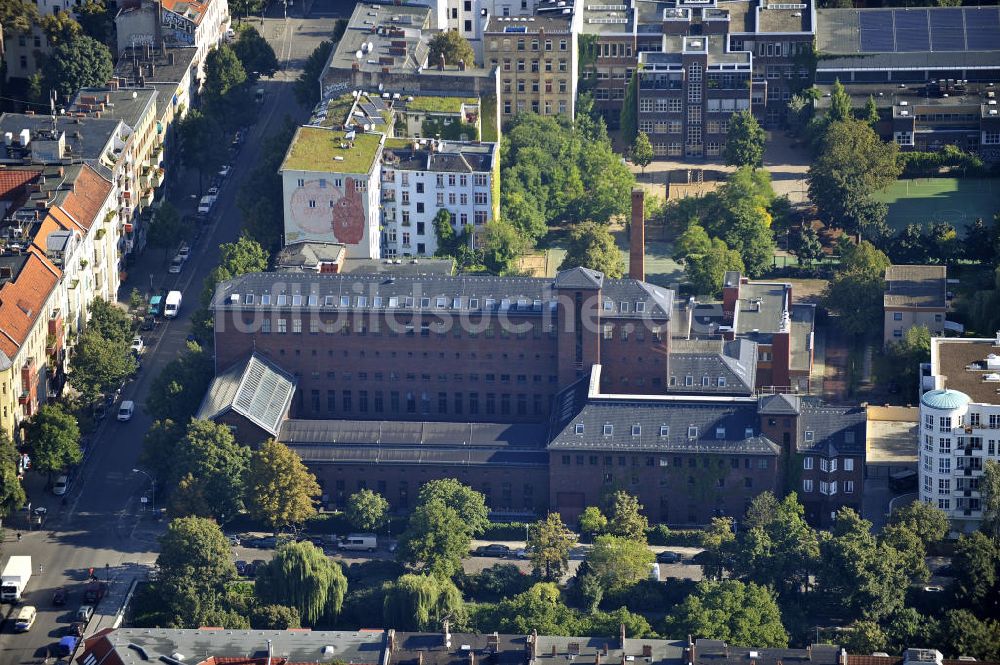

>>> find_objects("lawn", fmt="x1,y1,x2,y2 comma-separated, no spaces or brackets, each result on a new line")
872,178,1000,232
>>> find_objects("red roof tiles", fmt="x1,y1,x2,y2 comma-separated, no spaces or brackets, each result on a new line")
60,165,112,232
0,250,60,360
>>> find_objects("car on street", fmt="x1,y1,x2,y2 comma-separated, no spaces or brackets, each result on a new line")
117,400,135,422
75,605,94,622
53,474,69,496
14,606,37,632
923,585,945,593
207,186,219,196
656,550,681,564
218,165,232,178
473,544,511,558
178,243,191,259
130,336,144,356
64,622,85,638
56,636,79,657
83,580,108,603
515,548,529,559
52,587,68,606
232,130,245,147
140,315,157,331
168,254,187,273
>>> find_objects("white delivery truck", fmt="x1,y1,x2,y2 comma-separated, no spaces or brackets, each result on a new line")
338,533,377,552
1,555,32,601
164,290,182,319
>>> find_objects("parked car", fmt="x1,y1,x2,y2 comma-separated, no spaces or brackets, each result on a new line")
53,475,69,496
117,400,135,422
75,605,94,622
140,315,157,331
923,585,945,593
83,581,107,604
14,606,37,632
218,164,232,178
130,336,144,356
56,636,79,657
64,622,85,638
656,550,681,564
251,559,267,574
177,243,190,259
473,544,511,558
168,254,186,274
52,587,68,606
207,185,219,196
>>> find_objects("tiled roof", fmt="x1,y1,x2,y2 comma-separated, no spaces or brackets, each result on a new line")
196,353,297,436
798,404,866,456
0,249,60,360
668,339,758,396
0,168,42,206
212,270,673,320
59,165,112,231
553,266,604,290
160,0,210,24
884,265,947,309
758,393,801,415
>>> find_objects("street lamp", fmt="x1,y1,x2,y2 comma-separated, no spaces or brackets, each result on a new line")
133,468,155,513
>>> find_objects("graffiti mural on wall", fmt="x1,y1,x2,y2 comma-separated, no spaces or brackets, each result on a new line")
287,177,368,247
161,9,196,45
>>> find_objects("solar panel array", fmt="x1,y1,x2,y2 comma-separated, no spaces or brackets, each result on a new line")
857,7,1000,53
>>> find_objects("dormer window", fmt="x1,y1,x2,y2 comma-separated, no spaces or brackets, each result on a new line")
243,294,254,305
261,294,271,305
405,297,414,307
718,376,727,387
844,431,855,444
437,297,447,308
685,375,693,386
805,431,814,441
604,300,613,311
358,296,368,307
470,298,480,308
715,427,725,439
388,297,399,308
291,294,302,306
276,294,287,306
307,295,318,306
687,426,698,439
324,295,335,307
374,296,383,307
632,425,641,436
575,423,585,434
702,376,710,386
453,298,462,309
340,295,350,307
660,425,669,437
603,424,614,436
420,297,431,308
635,302,645,313
620,302,628,313
485,298,495,309
745,427,754,438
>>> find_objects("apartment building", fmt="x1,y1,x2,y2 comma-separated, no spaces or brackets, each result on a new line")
883,265,948,347
380,139,498,257
919,335,1000,532
815,6,1000,159
484,8,580,120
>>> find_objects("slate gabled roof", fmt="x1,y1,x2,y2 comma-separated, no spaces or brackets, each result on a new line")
758,393,801,415
552,266,604,290
196,353,296,436
668,338,758,396
798,404,866,457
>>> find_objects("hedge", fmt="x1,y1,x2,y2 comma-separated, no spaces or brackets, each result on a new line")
481,521,531,540
646,524,704,547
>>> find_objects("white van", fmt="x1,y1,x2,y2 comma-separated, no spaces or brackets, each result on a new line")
164,291,182,319
338,533,377,552
117,400,135,422
14,605,37,632
53,475,69,496
649,562,661,582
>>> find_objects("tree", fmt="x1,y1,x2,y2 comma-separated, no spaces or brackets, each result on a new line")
255,541,348,626
179,110,224,189
433,209,459,257
586,535,654,593
382,574,464,630
823,240,890,336
887,495,948,546
69,329,136,404
792,225,824,266
294,40,333,106
605,491,649,541
146,342,213,423
578,506,607,539
674,223,712,260
939,610,1000,660
427,30,475,67
665,580,789,647
398,499,472,578
43,35,112,100
25,404,81,476
528,513,576,581
950,531,999,614
721,200,775,277
346,489,389,532
808,119,900,238
39,9,81,46
416,479,489,535
685,237,745,297
724,110,766,168
631,132,653,173
147,201,183,259
204,44,247,101
75,0,112,43
139,419,184,489
558,221,625,278
0,431,26,518
232,26,278,78
0,0,38,33
983,459,1000,543
864,95,880,128
246,439,320,532
250,604,301,629
489,582,582,635
828,79,852,123
170,419,250,521
503,191,548,244
482,218,529,275
157,517,236,625
842,620,889,654
620,71,638,144
699,517,736,581
87,297,133,345
880,522,930,583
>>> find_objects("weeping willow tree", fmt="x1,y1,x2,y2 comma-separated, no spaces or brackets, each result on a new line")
382,574,465,631
255,541,348,626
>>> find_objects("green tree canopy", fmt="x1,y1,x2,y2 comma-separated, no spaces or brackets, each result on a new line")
482,218,529,275
382,573,464,630
0,430,27,517
256,541,348,626
823,240,890,336
605,491,649,541
43,35,112,100
232,26,278,77
488,582,581,635
828,79,852,122
586,534,655,593
147,201,184,258
684,236,744,297
87,297,133,345
179,109,225,187
887,493,948,546
74,0,112,42
346,489,389,532
631,132,653,172
204,44,247,101
249,604,301,629
983,459,1000,543
950,531,999,614
558,221,625,278
170,419,250,522
25,404,81,475
724,110,766,168
146,341,214,423
528,513,576,581
157,516,236,625
399,499,472,578
294,40,333,106
0,0,39,33
69,328,136,404
39,9,81,46
246,439,321,532
416,478,490,536
428,30,475,66
665,580,789,647
578,506,607,538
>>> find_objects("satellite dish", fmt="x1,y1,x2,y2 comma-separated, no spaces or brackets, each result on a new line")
355,50,363,59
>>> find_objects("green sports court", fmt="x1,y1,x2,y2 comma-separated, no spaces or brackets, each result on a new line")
872,178,1000,232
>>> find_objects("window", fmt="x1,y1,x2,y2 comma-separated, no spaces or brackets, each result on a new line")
938,478,950,495
938,498,950,510
687,426,698,439
603,424,614,436
893,312,903,321
845,480,855,494
803,456,813,470
939,438,952,454
803,479,813,492
575,423,585,434
939,458,951,474
844,458,854,472
660,425,669,437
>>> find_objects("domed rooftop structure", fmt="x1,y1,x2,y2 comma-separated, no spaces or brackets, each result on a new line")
920,389,970,411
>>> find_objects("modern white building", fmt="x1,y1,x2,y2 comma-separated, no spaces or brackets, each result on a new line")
380,139,498,257
918,335,1000,532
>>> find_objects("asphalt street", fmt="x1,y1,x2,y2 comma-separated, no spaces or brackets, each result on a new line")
0,7,339,662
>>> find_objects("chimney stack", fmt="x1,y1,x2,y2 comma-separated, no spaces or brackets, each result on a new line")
629,188,645,281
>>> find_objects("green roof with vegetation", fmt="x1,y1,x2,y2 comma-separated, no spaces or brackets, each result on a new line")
321,94,357,128
281,127,382,174
383,137,414,150
407,96,478,113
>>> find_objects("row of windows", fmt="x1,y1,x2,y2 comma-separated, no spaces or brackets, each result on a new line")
502,79,569,94
560,453,769,471
593,88,626,101
575,422,755,440
308,389,551,417
307,370,559,384
503,100,569,115
925,413,1000,431
802,456,856,471
802,479,855,494
487,38,569,51
497,59,569,73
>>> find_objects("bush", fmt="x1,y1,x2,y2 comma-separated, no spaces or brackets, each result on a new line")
897,146,986,177
468,564,534,601
646,524,703,546
481,521,530,540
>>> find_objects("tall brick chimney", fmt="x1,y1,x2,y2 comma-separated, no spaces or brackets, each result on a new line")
629,188,645,281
